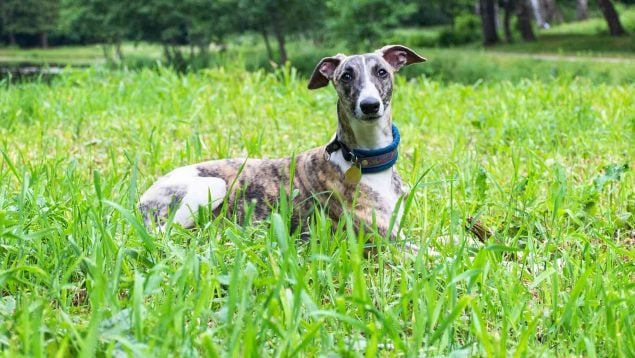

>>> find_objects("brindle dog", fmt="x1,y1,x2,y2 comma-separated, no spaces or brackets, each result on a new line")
139,45,426,238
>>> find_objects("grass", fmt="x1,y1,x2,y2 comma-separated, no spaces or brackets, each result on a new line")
3,42,630,90
397,47,635,84
0,43,163,66
1,65,634,355
544,4,635,36
491,5,635,57
3,38,634,88
489,33,635,57
219,40,635,85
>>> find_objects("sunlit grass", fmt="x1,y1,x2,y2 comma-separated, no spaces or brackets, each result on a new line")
0,66,633,355
0,43,165,66
491,5,635,56
546,4,635,35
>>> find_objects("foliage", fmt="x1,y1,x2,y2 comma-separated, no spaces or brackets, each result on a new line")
0,0,59,37
233,0,325,64
1,0,634,70
0,67,634,356
325,0,418,50
385,27,445,47
59,0,130,43
131,0,234,46
437,13,482,46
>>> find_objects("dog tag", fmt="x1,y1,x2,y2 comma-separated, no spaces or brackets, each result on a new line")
344,165,362,185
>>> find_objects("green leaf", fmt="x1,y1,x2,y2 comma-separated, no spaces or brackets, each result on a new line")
103,200,156,254
593,163,629,191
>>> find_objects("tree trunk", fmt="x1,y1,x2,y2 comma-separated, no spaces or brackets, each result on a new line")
168,45,186,72
271,22,287,64
517,0,536,41
576,0,588,20
541,0,563,24
115,41,124,61
529,0,547,28
596,0,627,36
503,0,514,43
101,45,112,63
39,32,48,48
163,45,173,65
479,0,500,46
9,32,16,46
261,28,274,63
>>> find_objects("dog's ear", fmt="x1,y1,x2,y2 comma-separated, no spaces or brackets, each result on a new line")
378,45,426,72
308,54,345,89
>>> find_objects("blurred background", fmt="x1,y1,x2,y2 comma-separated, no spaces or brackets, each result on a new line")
0,0,633,83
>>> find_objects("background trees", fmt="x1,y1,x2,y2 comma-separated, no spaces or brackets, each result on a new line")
236,0,325,64
0,0,59,47
479,0,500,45
325,0,417,51
0,0,631,65
597,0,628,35
60,0,135,60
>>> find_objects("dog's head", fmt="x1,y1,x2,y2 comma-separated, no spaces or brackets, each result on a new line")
308,45,426,121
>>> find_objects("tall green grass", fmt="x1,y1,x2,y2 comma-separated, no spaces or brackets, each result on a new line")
0,67,634,356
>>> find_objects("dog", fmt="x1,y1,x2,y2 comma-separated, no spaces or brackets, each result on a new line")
139,45,426,239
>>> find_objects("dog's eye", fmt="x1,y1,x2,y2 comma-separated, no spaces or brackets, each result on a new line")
377,69,388,78
341,73,353,83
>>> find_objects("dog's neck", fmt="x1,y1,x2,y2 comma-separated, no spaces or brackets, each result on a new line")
336,100,393,150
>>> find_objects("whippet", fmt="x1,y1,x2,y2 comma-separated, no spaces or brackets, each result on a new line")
139,45,426,239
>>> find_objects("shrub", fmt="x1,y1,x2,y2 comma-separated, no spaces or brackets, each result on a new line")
437,14,482,46
383,29,439,48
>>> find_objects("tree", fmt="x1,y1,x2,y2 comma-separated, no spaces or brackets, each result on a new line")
478,0,499,45
529,0,547,28
129,0,236,69
237,0,325,64
61,0,137,61
186,0,235,54
326,0,417,52
0,0,19,45
541,0,563,25
35,0,60,47
596,0,627,36
431,0,474,27
517,0,536,41
502,0,515,43
0,0,60,47
577,0,589,20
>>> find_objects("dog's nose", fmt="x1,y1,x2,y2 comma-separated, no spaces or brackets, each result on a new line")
360,98,380,115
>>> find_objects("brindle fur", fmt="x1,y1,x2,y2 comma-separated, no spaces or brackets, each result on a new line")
191,148,400,235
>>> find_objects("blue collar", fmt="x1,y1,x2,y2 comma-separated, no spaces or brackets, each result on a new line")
325,124,400,174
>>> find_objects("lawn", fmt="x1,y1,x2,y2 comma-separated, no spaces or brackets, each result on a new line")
0,43,164,66
0,65,633,355
2,38,634,87
489,5,635,57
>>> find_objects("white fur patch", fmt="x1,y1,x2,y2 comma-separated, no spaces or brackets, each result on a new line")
140,165,227,228
349,119,393,149
354,56,384,119
172,176,227,227
328,148,403,228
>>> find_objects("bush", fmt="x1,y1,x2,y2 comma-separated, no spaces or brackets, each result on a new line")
384,28,440,48
437,14,481,46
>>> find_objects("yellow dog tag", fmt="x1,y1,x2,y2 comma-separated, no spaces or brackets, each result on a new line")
344,165,362,185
